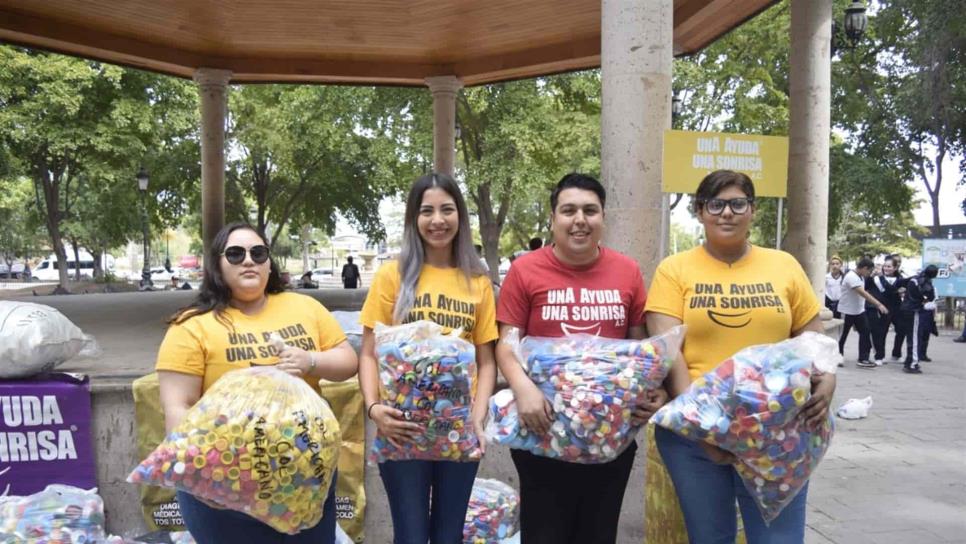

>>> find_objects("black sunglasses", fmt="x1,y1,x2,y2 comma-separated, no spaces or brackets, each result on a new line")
222,245,270,265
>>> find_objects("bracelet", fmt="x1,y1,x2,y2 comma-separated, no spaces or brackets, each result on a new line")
308,353,318,373
366,402,379,420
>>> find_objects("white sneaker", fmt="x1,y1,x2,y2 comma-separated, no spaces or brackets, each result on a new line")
874,359,884,366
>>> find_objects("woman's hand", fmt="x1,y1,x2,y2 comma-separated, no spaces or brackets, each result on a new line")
471,403,489,455
370,404,424,448
514,380,553,436
800,372,836,431
699,442,737,465
276,344,312,377
631,388,669,426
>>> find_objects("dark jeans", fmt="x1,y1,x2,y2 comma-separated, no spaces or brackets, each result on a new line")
824,296,841,319
510,441,637,544
378,459,479,544
175,471,337,544
868,308,891,361
655,427,808,544
839,312,871,361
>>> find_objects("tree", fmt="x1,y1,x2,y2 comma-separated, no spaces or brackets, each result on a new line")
0,176,46,277
0,47,199,288
834,0,966,236
229,85,423,249
457,72,601,281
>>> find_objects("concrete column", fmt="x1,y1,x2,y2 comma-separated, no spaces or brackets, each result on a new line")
425,76,463,177
192,68,232,256
600,0,673,282
783,0,832,296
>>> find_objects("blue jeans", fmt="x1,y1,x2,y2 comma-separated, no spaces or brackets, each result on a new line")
176,472,337,544
378,460,480,544
655,427,808,544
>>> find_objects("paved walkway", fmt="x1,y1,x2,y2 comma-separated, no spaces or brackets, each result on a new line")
805,329,966,544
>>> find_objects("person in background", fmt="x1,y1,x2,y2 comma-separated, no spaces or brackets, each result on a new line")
528,237,543,252
900,264,938,373
887,253,909,360
474,243,490,273
300,271,318,289
837,257,888,369
342,256,361,289
866,257,902,365
825,256,845,318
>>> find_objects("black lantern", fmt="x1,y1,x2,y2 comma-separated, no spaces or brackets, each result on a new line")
843,1,868,47
671,92,682,118
136,166,153,289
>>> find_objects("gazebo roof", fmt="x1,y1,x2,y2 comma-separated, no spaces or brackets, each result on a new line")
0,0,776,86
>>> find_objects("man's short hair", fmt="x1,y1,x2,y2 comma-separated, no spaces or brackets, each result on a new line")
856,257,875,270
528,237,543,251
550,173,606,212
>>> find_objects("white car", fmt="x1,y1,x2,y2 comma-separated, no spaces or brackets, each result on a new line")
0,262,25,279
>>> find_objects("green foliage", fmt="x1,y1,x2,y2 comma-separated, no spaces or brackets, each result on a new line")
833,0,966,235
0,46,198,285
457,72,601,278
229,85,424,248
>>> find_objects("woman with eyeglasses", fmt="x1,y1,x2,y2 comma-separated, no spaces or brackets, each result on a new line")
645,170,836,542
358,173,498,544
155,222,358,544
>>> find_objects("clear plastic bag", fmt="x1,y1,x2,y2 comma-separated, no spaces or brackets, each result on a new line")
652,332,840,523
0,484,106,543
485,327,684,463
369,320,481,463
128,366,341,535
463,478,519,544
0,301,101,378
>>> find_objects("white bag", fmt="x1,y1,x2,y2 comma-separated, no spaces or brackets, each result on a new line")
0,301,100,378
836,396,873,420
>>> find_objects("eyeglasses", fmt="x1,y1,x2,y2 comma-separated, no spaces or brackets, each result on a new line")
222,245,270,265
701,197,754,215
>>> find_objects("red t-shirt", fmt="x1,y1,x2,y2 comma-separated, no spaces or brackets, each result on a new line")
497,246,647,338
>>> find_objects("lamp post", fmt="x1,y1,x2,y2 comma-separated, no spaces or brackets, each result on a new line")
136,166,153,290
671,91,682,127
832,0,868,55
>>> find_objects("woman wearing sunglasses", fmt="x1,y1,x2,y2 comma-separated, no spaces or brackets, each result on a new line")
645,170,836,542
358,173,498,544
155,222,358,544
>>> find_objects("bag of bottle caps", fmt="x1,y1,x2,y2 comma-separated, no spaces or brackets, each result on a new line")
652,332,840,522
0,484,107,544
462,478,519,544
128,366,341,535
369,320,481,463
485,326,684,463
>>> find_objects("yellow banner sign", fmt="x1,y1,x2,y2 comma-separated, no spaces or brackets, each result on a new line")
662,130,789,197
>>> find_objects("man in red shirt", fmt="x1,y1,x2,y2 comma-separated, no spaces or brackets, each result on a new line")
495,173,665,544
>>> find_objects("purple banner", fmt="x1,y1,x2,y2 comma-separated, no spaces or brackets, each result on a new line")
0,373,95,495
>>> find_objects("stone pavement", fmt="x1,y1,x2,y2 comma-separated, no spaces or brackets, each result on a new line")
806,329,966,544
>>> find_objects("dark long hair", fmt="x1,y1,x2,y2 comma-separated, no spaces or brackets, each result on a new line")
168,222,285,326
393,173,485,324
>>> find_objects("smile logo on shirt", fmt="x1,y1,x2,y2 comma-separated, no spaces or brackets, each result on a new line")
560,322,602,336
707,310,752,329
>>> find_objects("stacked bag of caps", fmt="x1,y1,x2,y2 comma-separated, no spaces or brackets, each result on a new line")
485,327,684,463
652,332,840,522
0,485,107,543
128,366,341,535
462,479,519,543
369,320,481,463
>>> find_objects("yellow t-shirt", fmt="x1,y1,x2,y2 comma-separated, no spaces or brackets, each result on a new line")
359,261,499,346
645,245,821,382
155,291,347,392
